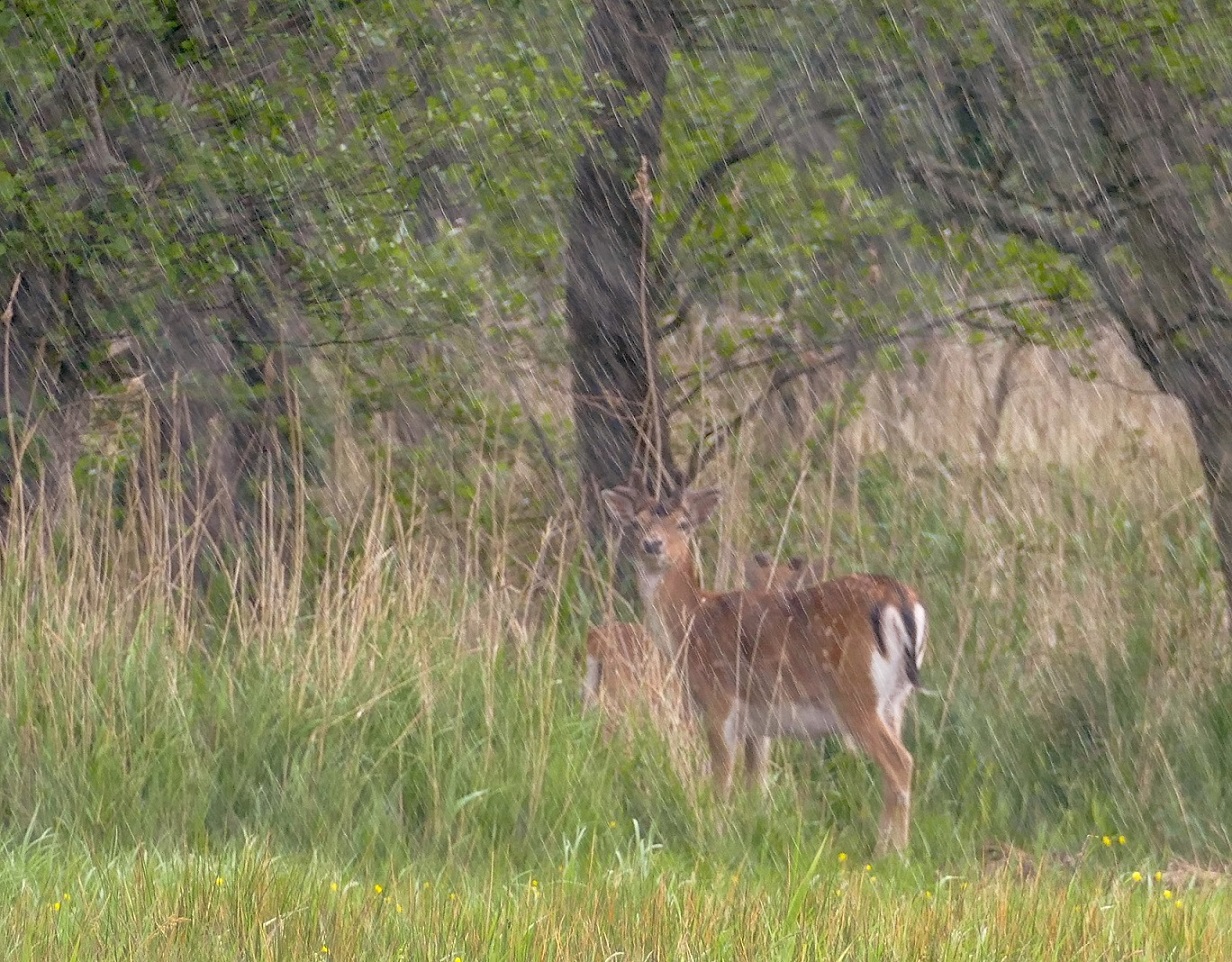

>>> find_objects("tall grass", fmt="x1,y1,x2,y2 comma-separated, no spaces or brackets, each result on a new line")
0,428,1229,954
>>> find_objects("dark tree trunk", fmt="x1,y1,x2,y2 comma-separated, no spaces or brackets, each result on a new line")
1070,56,1232,620
565,0,681,547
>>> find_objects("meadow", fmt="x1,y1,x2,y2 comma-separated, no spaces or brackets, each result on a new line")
2,418,1230,959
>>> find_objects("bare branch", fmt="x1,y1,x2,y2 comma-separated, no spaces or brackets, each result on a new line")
1,275,21,327
678,293,1063,484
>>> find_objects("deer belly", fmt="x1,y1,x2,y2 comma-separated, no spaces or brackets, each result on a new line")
742,700,843,740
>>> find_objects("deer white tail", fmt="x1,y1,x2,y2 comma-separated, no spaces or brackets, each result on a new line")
872,602,924,690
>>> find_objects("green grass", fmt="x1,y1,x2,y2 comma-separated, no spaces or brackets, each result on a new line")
6,843,1226,960
1,457,1229,957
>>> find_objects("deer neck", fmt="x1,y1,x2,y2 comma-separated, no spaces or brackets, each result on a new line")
638,555,706,662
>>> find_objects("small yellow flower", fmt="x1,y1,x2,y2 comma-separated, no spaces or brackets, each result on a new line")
1164,890,1174,900
1118,835,1127,845
864,864,872,872
1102,836,1111,847
608,821,617,828
449,892,458,901
838,852,847,863
422,881,431,890
215,877,224,887
374,884,383,895
1154,871,1163,882
1175,899,1183,907
330,882,338,892
396,903,403,913
530,879,538,888
454,956,463,962
320,947,329,955
1131,872,1142,882
62,894,70,902
925,890,933,898
52,902,61,912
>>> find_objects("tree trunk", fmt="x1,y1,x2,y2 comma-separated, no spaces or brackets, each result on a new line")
1071,55,1232,621
565,0,681,547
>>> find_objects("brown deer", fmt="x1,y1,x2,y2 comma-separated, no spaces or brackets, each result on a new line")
600,484,926,856
743,552,834,593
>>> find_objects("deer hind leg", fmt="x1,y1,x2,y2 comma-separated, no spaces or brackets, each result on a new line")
851,719,914,856
743,736,771,794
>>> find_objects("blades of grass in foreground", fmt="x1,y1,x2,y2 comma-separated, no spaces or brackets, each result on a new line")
2,843,1224,962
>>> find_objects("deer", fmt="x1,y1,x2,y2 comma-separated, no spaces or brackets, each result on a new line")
599,484,927,856
743,552,834,593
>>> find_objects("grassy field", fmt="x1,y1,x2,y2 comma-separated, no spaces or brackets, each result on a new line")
2,448,1230,958
7,843,1228,960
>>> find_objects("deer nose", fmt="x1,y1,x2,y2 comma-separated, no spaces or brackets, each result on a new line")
642,537,664,556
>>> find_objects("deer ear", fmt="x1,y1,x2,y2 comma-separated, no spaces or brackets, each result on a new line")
683,487,721,526
601,487,638,524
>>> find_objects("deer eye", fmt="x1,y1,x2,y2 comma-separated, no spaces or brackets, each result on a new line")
676,518,690,530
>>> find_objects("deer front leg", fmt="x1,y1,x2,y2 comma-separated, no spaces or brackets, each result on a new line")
704,708,741,800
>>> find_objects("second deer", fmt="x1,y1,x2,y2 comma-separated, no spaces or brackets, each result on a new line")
743,552,834,593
